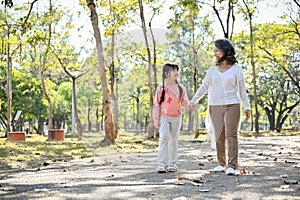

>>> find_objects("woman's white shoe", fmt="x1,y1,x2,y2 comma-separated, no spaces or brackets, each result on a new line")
226,167,236,175
213,165,225,172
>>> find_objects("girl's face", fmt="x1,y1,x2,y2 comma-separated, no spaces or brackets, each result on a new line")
166,68,179,81
214,46,224,62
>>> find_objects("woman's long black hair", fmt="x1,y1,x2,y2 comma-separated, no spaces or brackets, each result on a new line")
214,39,238,66
159,63,183,105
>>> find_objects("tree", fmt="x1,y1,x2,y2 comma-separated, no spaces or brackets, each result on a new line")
199,0,237,40
0,0,38,134
138,0,155,138
239,0,260,134
86,0,115,145
55,50,87,141
168,0,213,136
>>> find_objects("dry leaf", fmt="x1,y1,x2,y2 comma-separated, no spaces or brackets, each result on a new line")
199,189,210,192
281,185,290,189
239,168,246,174
284,180,298,184
280,174,288,178
207,157,213,161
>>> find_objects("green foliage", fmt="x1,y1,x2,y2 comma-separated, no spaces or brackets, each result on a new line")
0,0,299,135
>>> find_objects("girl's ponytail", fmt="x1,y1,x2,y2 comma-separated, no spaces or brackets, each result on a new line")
159,76,165,105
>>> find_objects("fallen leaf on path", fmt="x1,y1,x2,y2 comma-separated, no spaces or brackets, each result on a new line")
173,196,188,200
104,174,115,180
199,189,210,192
34,188,51,192
280,174,288,178
175,181,184,185
294,164,300,168
104,159,112,165
207,157,214,161
239,168,246,174
192,179,204,183
281,185,290,189
191,182,203,187
284,180,298,184
284,160,295,164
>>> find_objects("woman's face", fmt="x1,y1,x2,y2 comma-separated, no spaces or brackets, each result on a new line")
214,46,224,62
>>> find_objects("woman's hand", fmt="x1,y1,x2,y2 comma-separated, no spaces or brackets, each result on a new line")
245,110,251,121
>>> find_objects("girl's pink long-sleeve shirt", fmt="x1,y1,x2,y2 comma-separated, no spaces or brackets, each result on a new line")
153,84,189,124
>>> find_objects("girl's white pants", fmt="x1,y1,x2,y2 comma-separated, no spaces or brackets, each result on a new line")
157,116,182,168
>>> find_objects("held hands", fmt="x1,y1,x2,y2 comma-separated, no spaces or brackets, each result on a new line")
245,110,251,121
188,102,196,111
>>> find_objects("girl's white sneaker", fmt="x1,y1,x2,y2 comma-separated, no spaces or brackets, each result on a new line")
157,167,166,173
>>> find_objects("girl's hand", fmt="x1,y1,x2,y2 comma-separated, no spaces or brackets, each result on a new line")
188,102,195,111
154,121,160,129
245,110,251,121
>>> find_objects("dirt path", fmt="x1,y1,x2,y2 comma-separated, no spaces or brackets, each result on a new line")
0,136,299,200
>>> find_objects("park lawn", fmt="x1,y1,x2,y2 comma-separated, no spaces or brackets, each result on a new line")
0,133,91,169
0,130,161,169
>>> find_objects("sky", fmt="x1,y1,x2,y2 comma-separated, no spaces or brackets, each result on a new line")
11,0,295,59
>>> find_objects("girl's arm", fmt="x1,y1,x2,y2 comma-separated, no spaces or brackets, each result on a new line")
153,86,162,129
181,86,190,107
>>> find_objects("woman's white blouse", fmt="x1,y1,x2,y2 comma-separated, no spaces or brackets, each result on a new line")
191,64,250,110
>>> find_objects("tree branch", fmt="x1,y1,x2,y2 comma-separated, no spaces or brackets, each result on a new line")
258,46,300,95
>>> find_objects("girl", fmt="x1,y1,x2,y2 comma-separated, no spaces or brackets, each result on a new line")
189,39,251,175
153,63,190,173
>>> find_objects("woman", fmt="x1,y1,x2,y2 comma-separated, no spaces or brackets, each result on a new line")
189,39,251,175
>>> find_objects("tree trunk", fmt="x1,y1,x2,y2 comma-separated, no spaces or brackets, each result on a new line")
242,0,260,134
37,117,45,135
86,0,115,145
138,0,155,138
88,98,92,132
6,39,12,134
72,78,83,140
41,78,53,133
108,0,119,139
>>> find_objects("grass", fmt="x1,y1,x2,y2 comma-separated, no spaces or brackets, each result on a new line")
0,134,90,169
0,129,299,169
